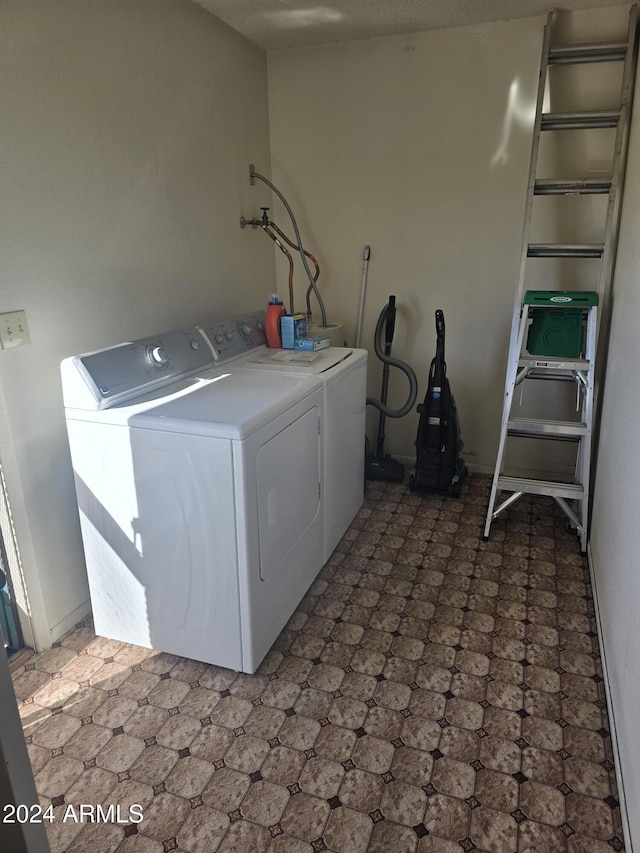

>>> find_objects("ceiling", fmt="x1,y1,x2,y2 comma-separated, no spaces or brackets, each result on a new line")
194,0,626,50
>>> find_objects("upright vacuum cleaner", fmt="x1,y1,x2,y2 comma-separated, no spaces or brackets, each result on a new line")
365,296,418,482
409,309,467,497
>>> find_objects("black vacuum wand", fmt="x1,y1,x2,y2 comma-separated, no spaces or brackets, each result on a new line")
366,296,418,482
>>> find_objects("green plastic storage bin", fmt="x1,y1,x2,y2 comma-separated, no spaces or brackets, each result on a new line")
524,291,598,358
527,308,584,357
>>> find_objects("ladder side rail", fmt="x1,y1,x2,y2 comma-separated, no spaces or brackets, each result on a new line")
508,13,554,350
575,304,597,439
595,5,639,323
566,306,596,550
483,309,531,539
577,305,598,551
484,14,554,541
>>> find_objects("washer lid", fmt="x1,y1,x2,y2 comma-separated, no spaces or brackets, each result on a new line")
129,370,323,439
241,346,366,376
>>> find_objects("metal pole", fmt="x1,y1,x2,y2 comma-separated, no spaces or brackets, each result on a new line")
355,246,370,348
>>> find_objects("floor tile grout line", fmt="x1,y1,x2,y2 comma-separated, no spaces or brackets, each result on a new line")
10,473,626,852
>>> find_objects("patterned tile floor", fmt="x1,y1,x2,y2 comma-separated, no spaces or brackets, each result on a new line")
12,474,625,853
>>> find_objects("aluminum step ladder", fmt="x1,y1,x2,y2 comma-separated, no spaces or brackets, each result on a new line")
483,7,639,553
484,291,597,552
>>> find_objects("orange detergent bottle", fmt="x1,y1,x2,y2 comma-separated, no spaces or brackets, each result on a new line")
265,294,286,348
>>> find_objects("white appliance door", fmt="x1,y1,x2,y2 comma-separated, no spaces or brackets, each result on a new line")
234,388,324,673
257,407,321,581
129,429,242,668
68,418,243,670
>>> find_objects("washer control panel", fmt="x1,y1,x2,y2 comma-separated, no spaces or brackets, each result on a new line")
70,328,214,408
197,311,266,363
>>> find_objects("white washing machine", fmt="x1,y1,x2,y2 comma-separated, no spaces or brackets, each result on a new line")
61,326,324,673
197,312,367,562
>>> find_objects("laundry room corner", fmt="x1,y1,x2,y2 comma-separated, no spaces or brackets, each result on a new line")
0,0,276,652
265,17,546,475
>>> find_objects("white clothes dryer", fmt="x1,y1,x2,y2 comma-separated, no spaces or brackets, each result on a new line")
61,327,324,673
197,312,367,562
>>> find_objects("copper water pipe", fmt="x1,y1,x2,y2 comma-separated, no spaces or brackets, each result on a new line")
240,210,322,317
264,220,320,321
268,221,320,281
263,224,295,314
240,214,295,313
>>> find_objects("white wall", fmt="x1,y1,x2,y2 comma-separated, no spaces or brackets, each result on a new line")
267,19,545,471
590,43,640,851
0,0,275,650
267,9,635,482
268,10,639,846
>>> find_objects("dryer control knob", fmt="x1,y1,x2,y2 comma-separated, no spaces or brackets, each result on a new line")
239,323,252,338
225,331,234,341
149,346,168,366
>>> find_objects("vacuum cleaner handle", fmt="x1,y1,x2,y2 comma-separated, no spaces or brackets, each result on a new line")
384,295,397,354
435,309,446,365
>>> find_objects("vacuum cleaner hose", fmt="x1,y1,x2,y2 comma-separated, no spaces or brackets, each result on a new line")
366,302,419,418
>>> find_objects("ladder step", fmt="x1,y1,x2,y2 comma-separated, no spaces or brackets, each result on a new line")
528,243,604,258
541,111,620,130
507,417,588,438
497,476,584,500
534,178,612,195
548,42,628,64
519,356,590,372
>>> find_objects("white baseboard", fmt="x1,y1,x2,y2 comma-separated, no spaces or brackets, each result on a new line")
46,600,92,650
587,542,632,852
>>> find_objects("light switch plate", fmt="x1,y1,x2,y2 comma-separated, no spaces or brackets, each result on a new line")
0,311,30,349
